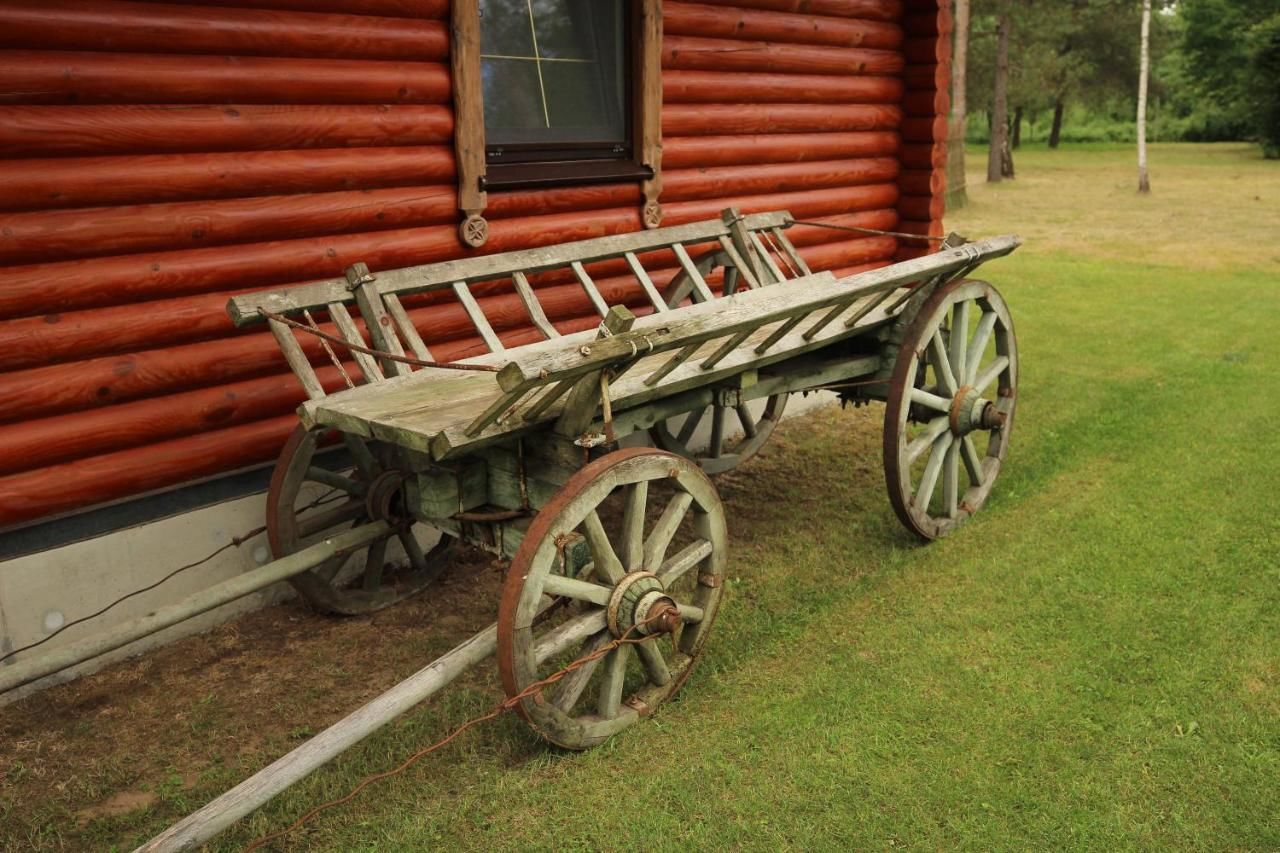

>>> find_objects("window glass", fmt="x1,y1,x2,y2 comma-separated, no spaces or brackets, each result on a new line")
480,0,627,153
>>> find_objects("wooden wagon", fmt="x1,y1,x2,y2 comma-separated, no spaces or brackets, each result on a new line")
1,209,1020,850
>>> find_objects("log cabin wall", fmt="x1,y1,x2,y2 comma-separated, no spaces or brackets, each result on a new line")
0,0,947,534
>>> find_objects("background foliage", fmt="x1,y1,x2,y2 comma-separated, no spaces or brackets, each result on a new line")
964,0,1280,157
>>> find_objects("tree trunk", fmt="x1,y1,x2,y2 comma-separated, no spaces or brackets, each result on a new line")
1012,106,1023,148
1049,98,1065,148
945,0,971,210
987,13,1010,184
1137,0,1152,193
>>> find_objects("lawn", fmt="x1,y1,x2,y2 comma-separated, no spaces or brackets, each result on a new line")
2,143,1277,851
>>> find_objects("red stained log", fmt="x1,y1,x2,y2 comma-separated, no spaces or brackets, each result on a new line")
663,131,900,168
0,146,457,213
663,158,901,202
0,105,454,158
0,0,448,61
664,103,901,136
899,141,947,170
904,34,950,65
798,235,899,270
898,168,943,196
663,70,904,104
897,193,945,222
663,35,904,76
664,2,904,50
0,50,451,106
678,0,904,22
195,0,447,15
900,115,948,144
902,88,948,116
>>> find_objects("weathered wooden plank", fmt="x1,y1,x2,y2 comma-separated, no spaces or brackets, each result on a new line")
267,317,325,400
770,226,812,276
571,261,610,318
327,301,383,384
453,281,504,353
645,341,703,387
383,292,432,360
715,235,762,291
700,329,753,369
750,230,788,284
671,242,715,302
512,271,560,339
623,251,669,312
349,263,408,379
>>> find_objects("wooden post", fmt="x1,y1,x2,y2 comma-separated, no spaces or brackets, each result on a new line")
636,0,663,228
451,0,488,246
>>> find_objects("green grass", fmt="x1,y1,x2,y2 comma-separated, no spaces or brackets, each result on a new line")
6,143,1280,851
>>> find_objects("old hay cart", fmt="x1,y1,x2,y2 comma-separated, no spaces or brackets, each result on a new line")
1,209,1019,850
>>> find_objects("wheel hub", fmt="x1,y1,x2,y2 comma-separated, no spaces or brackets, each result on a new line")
949,385,1004,436
607,572,679,637
365,469,410,524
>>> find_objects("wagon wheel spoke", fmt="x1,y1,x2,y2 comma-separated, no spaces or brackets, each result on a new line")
552,632,610,713
884,280,1017,540
266,425,454,615
708,404,726,459
596,645,631,719
499,448,726,749
735,404,758,439
675,407,705,447
643,491,693,571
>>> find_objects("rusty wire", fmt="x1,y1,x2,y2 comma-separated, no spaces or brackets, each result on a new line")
262,310,501,374
792,219,950,242
242,613,668,852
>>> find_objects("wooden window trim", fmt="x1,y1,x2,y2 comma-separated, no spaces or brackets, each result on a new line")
451,0,663,248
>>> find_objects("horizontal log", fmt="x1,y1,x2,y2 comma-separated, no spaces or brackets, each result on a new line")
679,0,903,22
0,184,897,322
0,104,454,158
663,35,904,76
663,131,900,168
904,34,949,65
663,158,901,202
899,141,947,170
0,0,448,61
662,70,904,104
903,62,945,90
797,234,899,271
900,115,948,144
896,218,943,237
0,180,642,267
897,168,943,196
903,11,946,37
902,88,948,116
0,415,298,530
0,50,451,105
664,1,903,50
195,0,446,15
832,258,893,278
0,146,457,213
897,193,945,222
664,103,901,136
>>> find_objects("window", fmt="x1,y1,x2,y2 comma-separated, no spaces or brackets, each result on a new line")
452,0,662,246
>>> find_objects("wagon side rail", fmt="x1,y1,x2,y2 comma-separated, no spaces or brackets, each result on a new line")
300,235,1021,460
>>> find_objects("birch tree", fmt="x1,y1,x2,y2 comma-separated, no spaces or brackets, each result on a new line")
1137,0,1152,193
945,0,971,208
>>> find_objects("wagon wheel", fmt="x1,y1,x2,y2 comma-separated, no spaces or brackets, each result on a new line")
267,424,453,615
497,447,726,749
649,251,788,475
884,278,1017,540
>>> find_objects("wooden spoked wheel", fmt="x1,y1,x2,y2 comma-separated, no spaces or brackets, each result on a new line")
497,448,726,749
267,425,452,615
649,251,788,474
884,279,1018,540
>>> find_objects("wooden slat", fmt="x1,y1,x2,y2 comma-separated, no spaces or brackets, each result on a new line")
753,313,808,354
624,252,669,312
716,235,762,290
521,377,576,420
267,317,325,400
645,341,702,387
571,261,610,317
749,231,788,284
700,329,753,369
351,274,408,379
465,386,531,437
452,281,504,353
802,298,857,341
327,301,383,384
383,293,432,360
770,226,812,276
671,242,715,302
512,271,560,339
